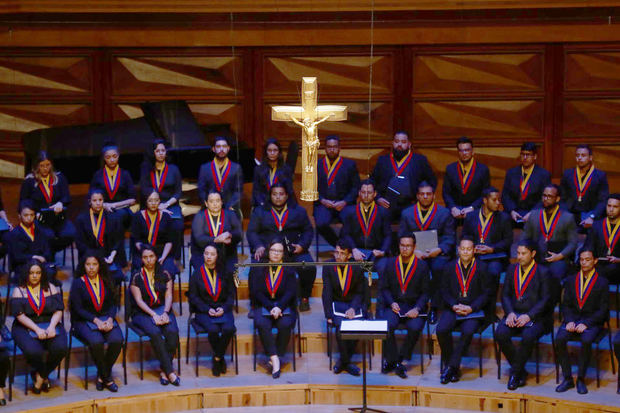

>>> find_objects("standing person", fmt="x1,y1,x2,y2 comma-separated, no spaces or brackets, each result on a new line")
69,252,123,392
252,138,295,208
584,193,620,283
380,234,431,379
250,240,297,379
190,191,242,275
442,137,491,221
139,139,184,261
495,240,550,390
322,239,364,376
371,131,437,222
188,244,235,376
501,142,551,225
560,144,609,231
314,135,360,248
89,140,137,231
11,260,67,393
129,246,180,386
197,136,243,214
555,250,609,395
75,189,125,285
247,183,315,311
436,237,491,384
20,150,76,253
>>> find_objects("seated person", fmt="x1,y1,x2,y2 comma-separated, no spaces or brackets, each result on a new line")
130,188,178,277
437,237,492,384
129,246,180,386
501,142,550,225
250,240,297,379
341,179,391,274
75,189,125,285
584,193,620,284
197,136,243,213
188,243,236,376
69,252,123,392
247,183,315,312
11,260,67,393
252,138,295,208
379,233,430,379
496,240,550,390
322,238,364,376
190,191,242,275
314,135,360,247
614,331,620,394
0,188,13,259
555,249,609,395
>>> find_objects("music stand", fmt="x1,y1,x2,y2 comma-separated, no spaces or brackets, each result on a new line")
340,320,388,413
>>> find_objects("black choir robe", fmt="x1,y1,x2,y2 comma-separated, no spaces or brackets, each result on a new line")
138,163,182,206
69,276,118,323
251,163,296,208
379,256,430,313
188,267,235,314
585,218,620,259
522,208,578,259
321,261,365,320
316,157,360,205
561,271,609,328
341,203,392,253
130,210,173,259
246,203,314,253
197,159,243,210
441,259,492,317
399,203,456,258
501,165,550,216
20,172,72,212
462,209,513,256
442,160,490,210
190,208,242,266
75,210,125,267
560,167,609,220
6,224,53,269
90,167,136,204
250,266,297,313
501,263,550,322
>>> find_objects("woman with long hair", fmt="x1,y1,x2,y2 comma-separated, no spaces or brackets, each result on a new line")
11,260,67,393
69,252,123,391
129,245,180,386
251,138,295,208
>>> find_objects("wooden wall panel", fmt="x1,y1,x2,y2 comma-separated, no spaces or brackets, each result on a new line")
563,99,620,138
418,389,522,413
565,51,620,91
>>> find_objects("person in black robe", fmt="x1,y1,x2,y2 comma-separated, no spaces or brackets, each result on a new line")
252,138,296,208
584,193,620,283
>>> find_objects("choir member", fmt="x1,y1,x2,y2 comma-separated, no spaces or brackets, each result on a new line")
139,139,184,260
522,184,577,306
322,238,364,376
129,246,180,386
399,181,456,323
89,141,137,230
247,183,315,311
250,239,297,379
252,138,295,208
314,135,360,247
371,131,437,222
614,332,620,394
69,252,123,392
7,200,57,281
130,188,178,277
19,150,76,252
188,243,235,376
495,240,550,390
75,189,125,285
560,144,609,230
190,190,242,275
437,237,492,384
442,137,491,220
197,136,243,213
380,233,430,379
501,142,551,224
11,260,67,393
555,249,609,395
340,179,391,274
584,193,620,283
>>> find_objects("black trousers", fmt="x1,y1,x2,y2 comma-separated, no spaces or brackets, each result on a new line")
73,321,123,381
613,331,620,366
40,217,77,252
314,205,347,247
195,312,235,358
436,311,483,369
0,347,9,388
13,324,67,379
293,252,317,300
495,319,546,377
598,262,620,285
254,310,296,357
383,309,426,364
555,323,601,379
132,312,179,375
428,256,451,309
332,316,358,365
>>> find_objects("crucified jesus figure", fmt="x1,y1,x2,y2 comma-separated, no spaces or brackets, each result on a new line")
290,114,331,172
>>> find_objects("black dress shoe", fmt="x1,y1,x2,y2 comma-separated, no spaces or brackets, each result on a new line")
219,358,227,375
159,376,169,386
272,369,281,379
42,380,50,393
449,368,461,382
96,379,104,391
518,372,528,388
0,398,6,406
576,378,588,394
395,363,408,379
440,366,454,384
345,363,361,377
381,361,395,374
333,360,343,374
507,375,520,391
299,298,310,312
555,378,575,393
105,381,119,392
170,375,181,386
212,359,221,377
429,309,438,325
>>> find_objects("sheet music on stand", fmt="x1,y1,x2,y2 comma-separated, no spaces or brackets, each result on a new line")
413,230,438,252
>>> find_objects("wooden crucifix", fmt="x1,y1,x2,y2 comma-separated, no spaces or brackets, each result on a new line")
271,77,347,202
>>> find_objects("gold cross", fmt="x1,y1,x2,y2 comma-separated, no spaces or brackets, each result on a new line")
271,77,347,201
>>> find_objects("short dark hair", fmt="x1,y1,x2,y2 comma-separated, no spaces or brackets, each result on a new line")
482,186,500,199
460,236,475,246
359,179,375,190
456,136,474,148
335,238,354,252
520,142,538,153
269,182,289,197
325,135,340,143
88,187,106,200
213,136,230,146
417,181,435,193
576,144,592,155
544,183,561,195
579,248,595,259
394,130,410,139
17,199,36,214
398,232,416,245
517,239,537,254
607,193,620,202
